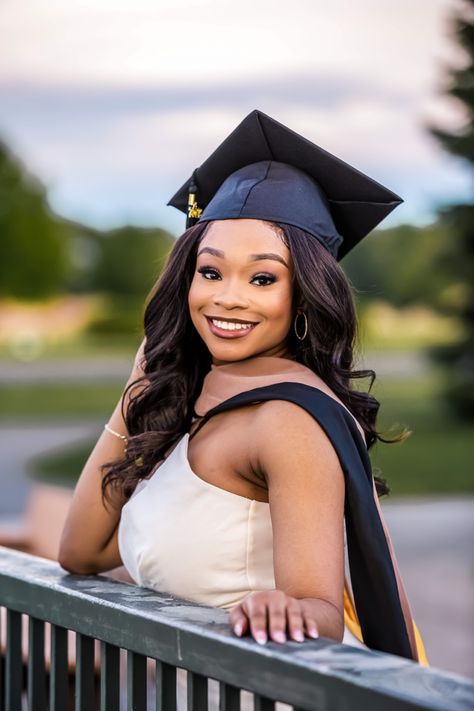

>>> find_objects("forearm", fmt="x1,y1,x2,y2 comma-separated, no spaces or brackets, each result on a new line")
58,362,148,571
300,597,344,643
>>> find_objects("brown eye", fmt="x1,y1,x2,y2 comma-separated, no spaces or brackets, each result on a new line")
251,274,276,286
197,266,220,280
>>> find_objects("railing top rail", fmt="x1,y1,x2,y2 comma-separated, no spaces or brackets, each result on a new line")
0,546,472,711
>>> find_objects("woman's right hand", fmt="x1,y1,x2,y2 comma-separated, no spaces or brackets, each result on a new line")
131,336,147,379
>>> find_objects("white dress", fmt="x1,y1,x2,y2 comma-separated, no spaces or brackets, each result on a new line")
118,432,367,709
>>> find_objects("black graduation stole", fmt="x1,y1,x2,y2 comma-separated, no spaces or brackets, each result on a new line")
190,381,414,660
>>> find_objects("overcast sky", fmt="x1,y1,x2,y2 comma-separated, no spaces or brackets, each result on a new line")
0,0,472,235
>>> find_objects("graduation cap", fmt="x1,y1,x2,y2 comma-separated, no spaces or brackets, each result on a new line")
167,109,403,260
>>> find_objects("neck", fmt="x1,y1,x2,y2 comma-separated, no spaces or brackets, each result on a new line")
211,344,295,366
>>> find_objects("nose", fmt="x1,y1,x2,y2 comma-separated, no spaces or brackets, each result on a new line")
212,279,249,310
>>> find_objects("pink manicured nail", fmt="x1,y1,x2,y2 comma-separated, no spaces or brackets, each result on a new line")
308,628,319,638
255,631,267,645
234,623,243,636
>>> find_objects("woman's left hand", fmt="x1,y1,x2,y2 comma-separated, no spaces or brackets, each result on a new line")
228,590,319,645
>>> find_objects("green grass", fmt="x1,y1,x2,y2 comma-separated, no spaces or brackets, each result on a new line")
4,360,472,497
365,369,473,496
0,382,123,419
28,439,96,487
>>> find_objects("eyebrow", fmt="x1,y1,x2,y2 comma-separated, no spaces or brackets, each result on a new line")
197,246,288,268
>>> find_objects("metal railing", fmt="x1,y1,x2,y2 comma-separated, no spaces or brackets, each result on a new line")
0,546,473,711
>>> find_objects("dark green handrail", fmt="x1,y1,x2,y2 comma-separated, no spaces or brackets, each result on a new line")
0,546,473,710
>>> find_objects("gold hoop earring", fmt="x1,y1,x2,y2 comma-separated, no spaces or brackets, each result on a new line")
294,311,308,341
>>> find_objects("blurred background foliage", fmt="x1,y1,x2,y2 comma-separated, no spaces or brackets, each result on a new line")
0,1,472,497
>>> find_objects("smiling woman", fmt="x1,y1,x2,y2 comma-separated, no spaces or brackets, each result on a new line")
188,219,294,364
58,110,428,709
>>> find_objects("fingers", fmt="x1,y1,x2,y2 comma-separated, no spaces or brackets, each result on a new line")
244,594,268,645
228,605,249,638
229,592,320,645
285,597,305,642
301,601,319,640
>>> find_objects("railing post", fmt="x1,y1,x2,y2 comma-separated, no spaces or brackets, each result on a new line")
219,681,240,710
254,696,275,710
5,609,22,711
75,632,95,711
155,660,176,711
100,641,120,710
50,624,69,711
187,670,208,710
127,650,147,711
27,616,46,711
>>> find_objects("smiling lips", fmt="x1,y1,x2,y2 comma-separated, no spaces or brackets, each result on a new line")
205,316,258,339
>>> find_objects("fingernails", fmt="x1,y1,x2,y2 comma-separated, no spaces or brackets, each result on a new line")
308,628,319,638
274,631,286,643
233,623,243,636
255,631,267,645
293,630,304,642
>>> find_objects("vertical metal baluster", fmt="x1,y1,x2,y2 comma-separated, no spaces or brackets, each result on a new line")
100,642,120,711
155,661,176,711
127,650,147,711
219,682,240,711
76,633,95,711
0,606,3,711
27,616,46,711
5,609,22,711
187,671,208,711
50,624,69,711
254,696,275,710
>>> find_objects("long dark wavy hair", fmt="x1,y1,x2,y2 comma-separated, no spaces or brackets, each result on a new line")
101,219,409,506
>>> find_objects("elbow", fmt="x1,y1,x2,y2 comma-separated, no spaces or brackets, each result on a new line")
58,555,97,575
328,610,345,644
58,545,99,575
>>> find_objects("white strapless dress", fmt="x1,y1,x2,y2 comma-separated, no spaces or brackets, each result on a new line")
118,432,367,709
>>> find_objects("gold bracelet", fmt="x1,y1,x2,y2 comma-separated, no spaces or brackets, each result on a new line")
104,423,128,447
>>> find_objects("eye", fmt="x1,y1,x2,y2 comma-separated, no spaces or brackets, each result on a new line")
251,273,276,286
197,266,220,280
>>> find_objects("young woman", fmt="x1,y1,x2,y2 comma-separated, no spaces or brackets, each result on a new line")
59,112,428,703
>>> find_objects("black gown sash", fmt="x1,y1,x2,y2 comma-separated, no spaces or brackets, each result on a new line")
189,381,414,660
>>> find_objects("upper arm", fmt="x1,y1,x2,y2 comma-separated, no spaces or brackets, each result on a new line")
253,401,345,616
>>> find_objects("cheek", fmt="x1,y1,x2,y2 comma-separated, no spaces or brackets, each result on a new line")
264,283,293,325
188,275,203,312
187,278,202,330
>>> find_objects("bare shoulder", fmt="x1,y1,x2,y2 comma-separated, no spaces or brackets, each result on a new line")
249,399,343,484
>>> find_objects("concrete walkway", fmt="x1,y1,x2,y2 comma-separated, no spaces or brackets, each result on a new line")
381,496,474,677
0,420,102,515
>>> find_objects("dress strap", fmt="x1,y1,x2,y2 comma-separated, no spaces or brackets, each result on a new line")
190,380,417,661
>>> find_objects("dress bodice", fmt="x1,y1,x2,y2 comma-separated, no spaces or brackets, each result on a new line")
118,432,275,610
118,431,367,648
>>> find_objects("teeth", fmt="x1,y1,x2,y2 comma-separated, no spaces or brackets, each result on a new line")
211,319,254,331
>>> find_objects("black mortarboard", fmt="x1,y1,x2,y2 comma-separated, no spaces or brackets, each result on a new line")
167,109,403,260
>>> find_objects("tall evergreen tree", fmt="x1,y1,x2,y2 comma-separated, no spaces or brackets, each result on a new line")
427,0,474,420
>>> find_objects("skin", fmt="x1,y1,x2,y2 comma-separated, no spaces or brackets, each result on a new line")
59,218,345,648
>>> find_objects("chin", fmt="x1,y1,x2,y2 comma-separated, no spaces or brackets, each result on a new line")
207,344,259,363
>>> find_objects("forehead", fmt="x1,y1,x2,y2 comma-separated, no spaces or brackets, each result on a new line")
198,219,288,256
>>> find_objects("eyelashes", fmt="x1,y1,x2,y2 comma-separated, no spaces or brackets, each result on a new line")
197,266,277,287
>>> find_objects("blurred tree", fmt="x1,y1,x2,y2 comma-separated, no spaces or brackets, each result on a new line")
84,225,174,336
90,225,173,297
424,0,474,420
343,221,453,308
0,140,70,299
